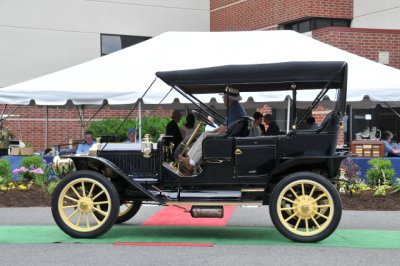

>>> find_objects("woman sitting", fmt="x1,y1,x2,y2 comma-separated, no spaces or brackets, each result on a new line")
381,131,400,157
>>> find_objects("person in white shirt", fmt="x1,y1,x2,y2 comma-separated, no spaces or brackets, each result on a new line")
204,116,218,132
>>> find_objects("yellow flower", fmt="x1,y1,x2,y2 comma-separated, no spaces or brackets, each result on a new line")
1,186,8,191
18,184,27,190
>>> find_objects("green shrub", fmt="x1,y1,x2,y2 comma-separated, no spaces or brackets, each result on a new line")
88,117,174,142
366,158,396,186
47,179,61,195
0,159,12,185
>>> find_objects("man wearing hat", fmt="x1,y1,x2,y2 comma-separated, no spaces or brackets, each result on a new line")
179,86,246,176
124,128,137,143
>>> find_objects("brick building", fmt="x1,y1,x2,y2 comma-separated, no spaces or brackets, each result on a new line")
211,0,400,143
211,0,400,71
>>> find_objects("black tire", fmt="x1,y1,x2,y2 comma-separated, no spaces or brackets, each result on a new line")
115,201,142,224
269,172,342,243
51,170,120,238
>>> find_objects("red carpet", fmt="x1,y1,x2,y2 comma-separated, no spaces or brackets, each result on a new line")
142,206,235,226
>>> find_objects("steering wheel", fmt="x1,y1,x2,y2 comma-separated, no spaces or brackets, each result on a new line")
192,110,216,128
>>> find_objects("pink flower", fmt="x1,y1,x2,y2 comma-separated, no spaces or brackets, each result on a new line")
31,168,44,175
20,167,28,172
12,169,20,174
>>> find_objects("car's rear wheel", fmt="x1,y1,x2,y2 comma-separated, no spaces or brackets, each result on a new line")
116,201,142,224
269,172,342,243
51,170,119,238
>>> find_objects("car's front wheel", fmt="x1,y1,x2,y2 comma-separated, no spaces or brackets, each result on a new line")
269,172,342,243
51,170,120,238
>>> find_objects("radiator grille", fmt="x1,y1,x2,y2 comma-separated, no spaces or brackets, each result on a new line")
100,151,159,178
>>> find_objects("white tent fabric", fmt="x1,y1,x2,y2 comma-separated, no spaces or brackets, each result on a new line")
1,30,400,105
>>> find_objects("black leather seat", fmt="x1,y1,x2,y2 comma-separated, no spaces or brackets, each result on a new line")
225,116,254,137
302,111,339,134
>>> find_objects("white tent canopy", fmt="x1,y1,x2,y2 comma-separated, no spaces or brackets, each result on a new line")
1,30,400,105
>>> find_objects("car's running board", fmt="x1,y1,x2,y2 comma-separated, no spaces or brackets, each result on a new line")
165,201,263,206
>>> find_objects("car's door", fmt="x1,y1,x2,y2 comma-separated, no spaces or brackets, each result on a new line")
234,136,277,177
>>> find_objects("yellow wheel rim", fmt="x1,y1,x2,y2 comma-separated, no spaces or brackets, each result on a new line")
58,178,112,232
118,202,135,217
277,179,334,237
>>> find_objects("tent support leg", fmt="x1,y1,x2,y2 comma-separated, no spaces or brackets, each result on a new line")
138,99,142,143
45,106,48,150
0,104,7,120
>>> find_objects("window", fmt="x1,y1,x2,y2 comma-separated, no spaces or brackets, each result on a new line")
281,18,351,33
101,34,150,56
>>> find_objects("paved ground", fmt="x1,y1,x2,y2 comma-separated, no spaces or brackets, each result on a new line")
0,206,399,266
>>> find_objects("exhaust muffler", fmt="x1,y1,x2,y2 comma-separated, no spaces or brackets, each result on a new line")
190,206,224,218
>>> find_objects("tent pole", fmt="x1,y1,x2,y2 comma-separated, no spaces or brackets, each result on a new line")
138,99,142,143
286,97,290,134
45,106,48,150
0,104,7,119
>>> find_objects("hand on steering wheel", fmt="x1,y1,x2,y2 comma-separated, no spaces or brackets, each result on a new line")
191,110,216,128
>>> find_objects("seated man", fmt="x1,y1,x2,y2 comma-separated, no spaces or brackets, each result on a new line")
124,128,137,143
382,131,400,157
264,114,280,135
179,86,246,176
76,131,96,155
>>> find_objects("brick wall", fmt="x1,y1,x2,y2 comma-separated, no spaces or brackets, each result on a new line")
211,0,353,31
313,27,400,69
1,104,172,151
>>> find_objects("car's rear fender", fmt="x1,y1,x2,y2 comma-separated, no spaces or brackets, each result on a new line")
270,155,347,181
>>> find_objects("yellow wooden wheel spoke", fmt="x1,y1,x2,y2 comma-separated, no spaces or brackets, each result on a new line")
284,212,297,222
67,209,79,220
294,217,302,230
90,211,101,225
76,212,83,226
312,193,326,203
309,185,316,197
312,210,329,220
282,197,296,204
305,218,309,232
301,183,305,196
64,195,79,202
63,205,78,209
93,206,108,217
93,201,110,205
311,216,321,228
88,183,95,198
92,190,105,201
81,181,86,197
86,213,90,228
316,204,331,208
290,188,300,199
70,186,82,199
280,206,296,211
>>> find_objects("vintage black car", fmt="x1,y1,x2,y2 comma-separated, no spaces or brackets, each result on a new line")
51,61,348,243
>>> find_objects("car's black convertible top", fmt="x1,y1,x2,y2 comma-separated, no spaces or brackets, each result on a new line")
156,61,347,94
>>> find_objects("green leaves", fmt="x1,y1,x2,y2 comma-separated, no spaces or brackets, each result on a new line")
366,158,396,186
0,159,12,185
